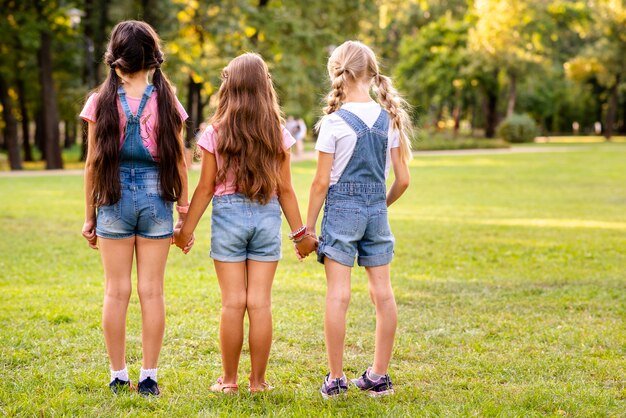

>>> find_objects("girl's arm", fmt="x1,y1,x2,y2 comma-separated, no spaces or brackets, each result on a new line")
305,151,333,235
82,121,98,249
277,149,317,258
174,149,216,253
175,144,190,227
386,147,410,207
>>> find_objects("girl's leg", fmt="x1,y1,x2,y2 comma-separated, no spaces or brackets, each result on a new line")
364,263,397,375
324,258,352,379
245,260,278,389
135,237,170,369
214,260,247,384
100,237,135,371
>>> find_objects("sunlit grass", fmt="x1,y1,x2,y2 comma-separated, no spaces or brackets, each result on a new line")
0,144,625,416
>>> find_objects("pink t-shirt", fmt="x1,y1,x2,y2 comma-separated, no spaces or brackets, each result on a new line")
196,124,296,196
79,91,188,159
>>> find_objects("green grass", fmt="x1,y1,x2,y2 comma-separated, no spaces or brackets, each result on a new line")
1,144,625,416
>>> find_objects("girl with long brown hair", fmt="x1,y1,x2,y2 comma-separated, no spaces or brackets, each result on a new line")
174,53,317,393
306,40,412,398
80,20,190,396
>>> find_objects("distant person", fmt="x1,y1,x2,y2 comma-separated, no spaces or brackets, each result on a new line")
173,53,317,394
305,40,412,398
294,117,307,156
80,20,191,396
286,115,299,138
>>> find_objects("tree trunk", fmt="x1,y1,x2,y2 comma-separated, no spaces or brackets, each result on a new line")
484,90,498,138
620,92,626,134
185,75,200,148
506,72,517,117
35,109,45,160
64,120,76,148
37,30,63,169
81,119,89,161
604,75,620,140
16,77,33,162
452,89,462,136
0,74,22,170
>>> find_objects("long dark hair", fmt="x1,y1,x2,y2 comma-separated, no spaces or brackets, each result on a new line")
209,53,285,204
90,20,184,206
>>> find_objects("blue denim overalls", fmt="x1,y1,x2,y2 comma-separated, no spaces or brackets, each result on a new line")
95,85,174,239
317,108,395,267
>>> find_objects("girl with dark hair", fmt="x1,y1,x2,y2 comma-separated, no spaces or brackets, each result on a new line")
174,53,317,393
80,20,190,396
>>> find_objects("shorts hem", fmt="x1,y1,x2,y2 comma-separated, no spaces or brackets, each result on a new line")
210,252,247,263
137,232,173,240
247,254,282,262
357,251,394,267
96,231,134,240
317,246,355,267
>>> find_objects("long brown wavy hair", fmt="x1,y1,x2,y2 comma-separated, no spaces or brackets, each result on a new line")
209,53,285,204
90,20,184,206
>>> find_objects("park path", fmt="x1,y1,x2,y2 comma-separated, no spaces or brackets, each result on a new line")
0,145,606,177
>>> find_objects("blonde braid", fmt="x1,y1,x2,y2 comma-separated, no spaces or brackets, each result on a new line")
323,68,348,115
374,73,413,162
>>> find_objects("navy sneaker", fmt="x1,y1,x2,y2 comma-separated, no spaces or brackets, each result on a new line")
108,378,130,394
351,368,394,397
137,377,160,396
320,373,348,399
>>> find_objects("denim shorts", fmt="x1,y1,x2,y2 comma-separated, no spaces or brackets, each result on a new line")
318,187,394,267
210,193,282,262
96,167,174,240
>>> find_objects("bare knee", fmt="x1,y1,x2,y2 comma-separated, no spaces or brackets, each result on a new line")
137,283,163,302
105,281,131,303
327,290,351,311
246,294,271,312
222,292,247,314
369,287,396,309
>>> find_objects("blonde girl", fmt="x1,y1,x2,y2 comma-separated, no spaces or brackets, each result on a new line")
174,53,317,393
306,40,412,398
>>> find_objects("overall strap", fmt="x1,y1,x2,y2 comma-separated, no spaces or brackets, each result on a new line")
135,84,154,119
371,109,390,134
117,84,154,119
117,86,133,119
335,109,369,136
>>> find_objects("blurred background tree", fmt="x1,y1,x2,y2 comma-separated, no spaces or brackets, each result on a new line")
1,0,625,170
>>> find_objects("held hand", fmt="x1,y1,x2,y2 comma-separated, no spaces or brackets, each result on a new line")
295,233,318,260
82,219,98,250
173,228,194,254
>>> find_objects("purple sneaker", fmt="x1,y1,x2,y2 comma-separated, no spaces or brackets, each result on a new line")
351,368,394,397
320,373,348,399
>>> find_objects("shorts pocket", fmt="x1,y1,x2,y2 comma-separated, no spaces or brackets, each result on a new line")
150,198,173,225
97,202,121,226
376,207,392,236
327,207,360,235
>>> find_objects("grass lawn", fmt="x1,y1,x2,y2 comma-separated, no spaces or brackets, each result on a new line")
1,144,625,416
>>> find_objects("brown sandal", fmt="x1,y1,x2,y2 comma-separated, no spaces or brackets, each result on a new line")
209,376,238,394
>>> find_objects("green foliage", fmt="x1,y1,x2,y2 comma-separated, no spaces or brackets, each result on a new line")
1,145,626,415
497,113,538,143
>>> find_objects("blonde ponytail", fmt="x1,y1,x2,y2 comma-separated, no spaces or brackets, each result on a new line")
374,73,413,163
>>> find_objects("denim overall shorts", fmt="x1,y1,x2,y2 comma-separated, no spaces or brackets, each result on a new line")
317,108,395,267
95,85,174,240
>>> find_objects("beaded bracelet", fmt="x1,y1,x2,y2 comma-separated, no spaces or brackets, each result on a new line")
288,225,307,241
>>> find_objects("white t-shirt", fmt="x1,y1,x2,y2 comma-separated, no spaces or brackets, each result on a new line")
315,101,400,185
